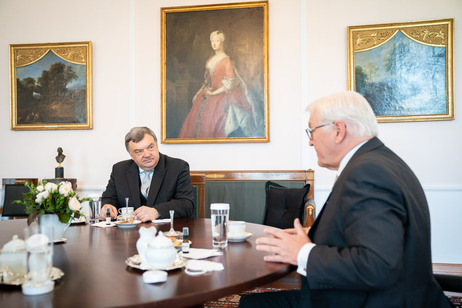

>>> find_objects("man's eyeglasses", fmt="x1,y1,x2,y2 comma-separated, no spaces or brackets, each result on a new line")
305,122,334,140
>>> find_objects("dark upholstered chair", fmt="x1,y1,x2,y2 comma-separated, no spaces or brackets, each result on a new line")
1,178,38,217
263,181,310,229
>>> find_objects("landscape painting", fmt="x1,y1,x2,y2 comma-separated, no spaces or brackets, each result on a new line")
347,19,454,122
10,41,92,130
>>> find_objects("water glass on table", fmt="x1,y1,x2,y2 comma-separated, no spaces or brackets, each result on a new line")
22,225,54,295
210,203,229,249
90,200,101,223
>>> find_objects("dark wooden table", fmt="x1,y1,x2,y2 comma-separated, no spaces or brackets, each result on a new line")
0,218,295,307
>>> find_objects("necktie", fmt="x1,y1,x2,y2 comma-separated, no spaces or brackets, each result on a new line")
141,170,153,198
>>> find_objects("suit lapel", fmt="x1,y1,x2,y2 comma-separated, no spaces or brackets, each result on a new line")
127,162,141,207
146,154,166,207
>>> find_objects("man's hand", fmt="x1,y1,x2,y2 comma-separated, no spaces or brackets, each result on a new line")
134,206,159,222
100,204,118,219
255,218,311,265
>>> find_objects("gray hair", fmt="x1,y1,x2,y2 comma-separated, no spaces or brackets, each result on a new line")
124,127,157,152
306,91,378,138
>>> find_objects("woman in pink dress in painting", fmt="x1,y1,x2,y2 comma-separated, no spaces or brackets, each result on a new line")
178,30,256,138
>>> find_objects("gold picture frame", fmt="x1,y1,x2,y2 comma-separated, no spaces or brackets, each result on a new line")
347,18,454,123
10,41,93,130
161,1,269,143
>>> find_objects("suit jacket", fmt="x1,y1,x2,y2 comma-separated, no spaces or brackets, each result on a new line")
101,153,194,218
302,137,451,308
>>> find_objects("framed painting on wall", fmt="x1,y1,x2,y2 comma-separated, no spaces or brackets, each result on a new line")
161,1,269,143
347,18,454,123
10,41,93,130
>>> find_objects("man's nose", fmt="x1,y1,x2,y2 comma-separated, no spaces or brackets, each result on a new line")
309,139,314,146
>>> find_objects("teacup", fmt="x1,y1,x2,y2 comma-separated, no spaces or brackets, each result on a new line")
228,221,246,236
118,207,135,223
118,207,134,215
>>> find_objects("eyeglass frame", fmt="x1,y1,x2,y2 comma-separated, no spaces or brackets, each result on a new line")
305,122,335,140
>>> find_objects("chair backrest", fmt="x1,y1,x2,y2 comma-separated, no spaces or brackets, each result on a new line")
191,174,205,218
1,178,38,217
189,170,314,225
263,181,311,229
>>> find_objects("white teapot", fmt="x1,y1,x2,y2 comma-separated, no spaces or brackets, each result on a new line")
1,235,27,284
136,226,157,270
145,231,177,269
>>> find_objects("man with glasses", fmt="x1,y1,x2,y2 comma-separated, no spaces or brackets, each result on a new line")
240,91,451,307
101,127,194,222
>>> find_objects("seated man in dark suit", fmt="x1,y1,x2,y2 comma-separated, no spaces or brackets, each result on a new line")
101,127,194,222
239,91,451,308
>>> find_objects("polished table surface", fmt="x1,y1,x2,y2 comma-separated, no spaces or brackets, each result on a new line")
0,218,295,308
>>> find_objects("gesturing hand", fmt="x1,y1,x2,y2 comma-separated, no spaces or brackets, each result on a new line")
255,218,311,266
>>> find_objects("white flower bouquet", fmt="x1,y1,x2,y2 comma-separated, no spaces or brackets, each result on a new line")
16,180,91,225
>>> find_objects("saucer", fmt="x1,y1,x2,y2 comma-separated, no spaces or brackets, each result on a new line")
54,237,67,244
228,232,252,242
0,267,64,286
125,254,186,271
71,216,86,224
116,220,141,228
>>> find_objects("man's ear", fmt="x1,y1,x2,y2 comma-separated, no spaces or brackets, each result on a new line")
334,121,347,143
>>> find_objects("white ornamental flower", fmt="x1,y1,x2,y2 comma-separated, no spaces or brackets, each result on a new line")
68,196,81,211
35,191,49,204
36,185,44,192
59,181,73,196
45,182,58,192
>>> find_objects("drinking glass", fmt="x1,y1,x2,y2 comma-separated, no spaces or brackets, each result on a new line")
22,225,54,295
210,203,229,249
90,199,101,223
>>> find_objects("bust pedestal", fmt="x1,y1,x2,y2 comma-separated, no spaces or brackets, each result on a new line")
55,167,64,179
45,178,77,191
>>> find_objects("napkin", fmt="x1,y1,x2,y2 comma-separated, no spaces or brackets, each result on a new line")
179,248,223,259
185,260,224,276
143,270,167,283
91,221,116,228
152,218,171,224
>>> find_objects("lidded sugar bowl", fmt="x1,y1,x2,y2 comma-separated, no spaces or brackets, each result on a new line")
1,235,27,284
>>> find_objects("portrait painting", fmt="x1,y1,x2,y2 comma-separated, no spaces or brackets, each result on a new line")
10,41,93,130
347,19,454,122
161,2,269,143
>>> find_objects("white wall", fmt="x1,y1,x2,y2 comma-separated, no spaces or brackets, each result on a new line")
0,0,460,263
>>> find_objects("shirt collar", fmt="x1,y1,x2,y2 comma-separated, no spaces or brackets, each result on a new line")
139,167,154,175
337,140,368,177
